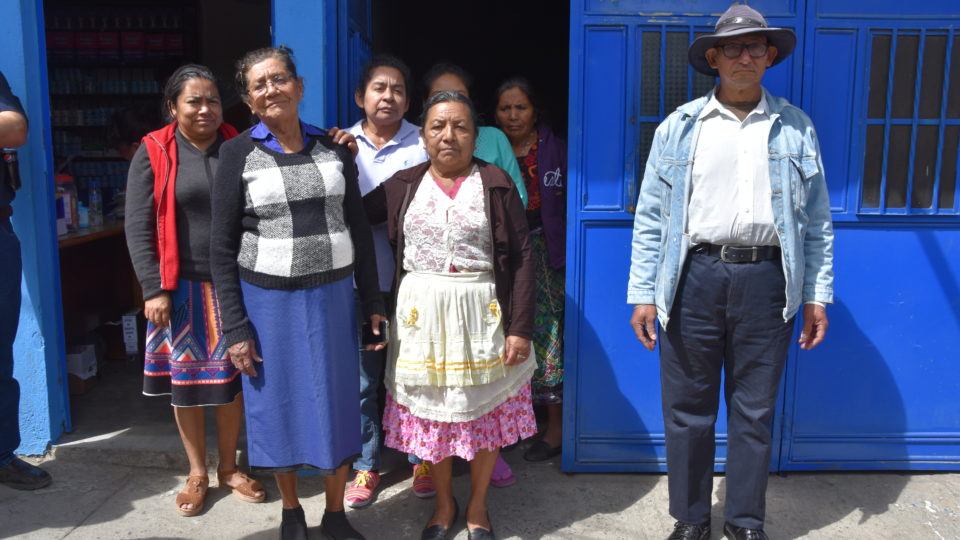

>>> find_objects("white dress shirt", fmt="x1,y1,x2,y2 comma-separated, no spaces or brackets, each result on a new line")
348,119,429,291
688,91,779,247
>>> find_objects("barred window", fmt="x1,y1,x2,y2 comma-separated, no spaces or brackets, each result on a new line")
637,28,715,172
862,30,960,215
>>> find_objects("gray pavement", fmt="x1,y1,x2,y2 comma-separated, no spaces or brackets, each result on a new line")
2,454,959,539
3,361,959,539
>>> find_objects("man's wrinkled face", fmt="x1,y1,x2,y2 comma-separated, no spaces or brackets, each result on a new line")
706,34,778,90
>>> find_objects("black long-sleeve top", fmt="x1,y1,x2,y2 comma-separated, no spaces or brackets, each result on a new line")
124,130,223,299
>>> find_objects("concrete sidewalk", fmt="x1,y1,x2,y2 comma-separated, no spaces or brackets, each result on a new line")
2,452,959,539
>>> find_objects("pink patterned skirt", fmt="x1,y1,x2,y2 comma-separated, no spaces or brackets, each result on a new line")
384,383,537,463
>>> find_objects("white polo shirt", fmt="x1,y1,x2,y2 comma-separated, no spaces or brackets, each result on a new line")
348,119,429,291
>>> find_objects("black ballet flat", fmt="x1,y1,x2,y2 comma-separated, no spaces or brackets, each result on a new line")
421,498,459,540
467,513,496,540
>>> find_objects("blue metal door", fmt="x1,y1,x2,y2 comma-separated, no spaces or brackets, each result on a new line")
336,0,372,127
563,0,960,472
779,0,960,471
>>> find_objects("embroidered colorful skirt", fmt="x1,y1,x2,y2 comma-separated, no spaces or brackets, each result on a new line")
530,231,565,405
239,276,361,474
384,384,537,463
142,279,241,407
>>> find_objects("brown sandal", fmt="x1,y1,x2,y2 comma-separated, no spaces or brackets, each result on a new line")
175,475,209,517
217,468,266,503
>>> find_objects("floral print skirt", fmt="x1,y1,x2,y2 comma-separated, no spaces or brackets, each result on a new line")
383,383,537,463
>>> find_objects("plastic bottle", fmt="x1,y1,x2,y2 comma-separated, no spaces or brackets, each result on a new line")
88,179,103,226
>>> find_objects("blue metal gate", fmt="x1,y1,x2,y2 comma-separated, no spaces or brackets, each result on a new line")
563,0,960,472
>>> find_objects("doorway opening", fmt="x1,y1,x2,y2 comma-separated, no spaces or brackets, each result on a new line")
44,0,269,464
371,1,570,137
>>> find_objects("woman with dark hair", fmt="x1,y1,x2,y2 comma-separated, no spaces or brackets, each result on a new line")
210,46,385,540
124,64,264,517
344,54,431,508
423,63,527,208
495,77,567,463
365,91,536,540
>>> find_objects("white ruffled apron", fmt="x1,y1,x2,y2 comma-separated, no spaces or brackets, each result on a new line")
386,270,536,423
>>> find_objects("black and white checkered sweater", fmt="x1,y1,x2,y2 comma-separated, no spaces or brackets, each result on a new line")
210,130,383,346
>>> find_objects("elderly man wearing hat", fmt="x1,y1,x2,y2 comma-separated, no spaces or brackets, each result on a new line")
627,3,834,540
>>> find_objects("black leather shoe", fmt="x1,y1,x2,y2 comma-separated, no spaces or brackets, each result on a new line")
522,440,562,462
667,521,711,540
467,512,495,540
279,506,308,540
321,509,366,540
723,522,768,540
421,498,459,540
0,458,52,491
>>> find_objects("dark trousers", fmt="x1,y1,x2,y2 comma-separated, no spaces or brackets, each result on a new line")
0,218,22,463
660,252,794,529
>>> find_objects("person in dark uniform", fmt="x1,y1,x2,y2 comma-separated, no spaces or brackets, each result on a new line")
0,70,52,490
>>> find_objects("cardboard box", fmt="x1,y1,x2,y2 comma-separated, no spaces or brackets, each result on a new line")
66,344,97,380
68,373,97,395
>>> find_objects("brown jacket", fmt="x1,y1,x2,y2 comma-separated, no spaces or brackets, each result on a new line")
363,159,534,339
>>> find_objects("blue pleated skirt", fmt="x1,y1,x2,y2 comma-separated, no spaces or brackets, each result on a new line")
240,276,360,473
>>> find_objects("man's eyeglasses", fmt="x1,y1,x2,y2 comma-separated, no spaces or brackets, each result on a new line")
249,74,293,96
716,42,769,59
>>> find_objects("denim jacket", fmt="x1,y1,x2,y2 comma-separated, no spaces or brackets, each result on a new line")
627,88,834,327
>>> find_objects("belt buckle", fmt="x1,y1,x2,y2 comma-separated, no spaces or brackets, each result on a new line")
719,245,758,263
719,245,734,263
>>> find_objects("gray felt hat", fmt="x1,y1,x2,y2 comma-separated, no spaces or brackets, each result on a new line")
688,3,796,77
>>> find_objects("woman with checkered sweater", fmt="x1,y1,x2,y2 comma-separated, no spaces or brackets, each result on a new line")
209,47,386,540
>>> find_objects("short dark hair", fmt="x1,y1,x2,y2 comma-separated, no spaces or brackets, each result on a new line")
495,76,540,114
420,91,479,136
422,62,473,97
235,45,299,100
162,64,217,122
355,54,413,97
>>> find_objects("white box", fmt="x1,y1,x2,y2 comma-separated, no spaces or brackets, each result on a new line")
121,310,142,354
66,344,97,380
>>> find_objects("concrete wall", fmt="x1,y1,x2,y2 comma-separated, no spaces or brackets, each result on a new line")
1,0,69,455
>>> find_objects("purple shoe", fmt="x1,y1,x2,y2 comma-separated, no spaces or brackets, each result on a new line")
490,455,516,488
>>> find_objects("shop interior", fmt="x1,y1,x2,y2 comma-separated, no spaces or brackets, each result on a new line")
46,0,270,459
372,1,570,137
47,0,570,466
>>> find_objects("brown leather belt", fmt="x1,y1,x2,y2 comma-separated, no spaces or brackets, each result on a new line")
692,242,781,263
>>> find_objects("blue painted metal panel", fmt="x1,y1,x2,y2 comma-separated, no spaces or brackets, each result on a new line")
815,0,960,20
581,26,629,211
1,0,69,453
780,225,960,470
273,0,331,127
583,0,798,17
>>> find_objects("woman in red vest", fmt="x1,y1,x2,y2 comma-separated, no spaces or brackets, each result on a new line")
124,64,262,516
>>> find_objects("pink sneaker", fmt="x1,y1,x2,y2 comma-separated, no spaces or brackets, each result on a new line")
490,455,516,488
344,470,380,508
412,462,436,498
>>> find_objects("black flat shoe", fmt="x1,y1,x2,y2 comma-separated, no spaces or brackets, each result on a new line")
279,506,308,540
421,498,459,540
321,510,366,540
667,521,711,540
467,511,495,540
0,457,52,490
522,440,562,462
723,522,768,540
